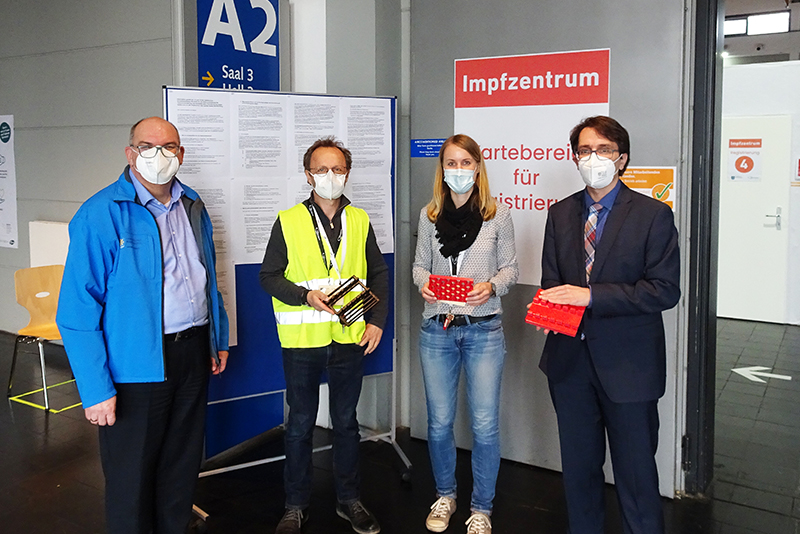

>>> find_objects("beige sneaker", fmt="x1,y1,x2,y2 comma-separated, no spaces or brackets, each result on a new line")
465,512,492,534
425,496,456,532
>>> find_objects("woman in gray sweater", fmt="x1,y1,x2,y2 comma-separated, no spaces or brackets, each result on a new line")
413,134,519,534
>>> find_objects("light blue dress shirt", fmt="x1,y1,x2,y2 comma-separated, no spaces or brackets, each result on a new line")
132,177,209,334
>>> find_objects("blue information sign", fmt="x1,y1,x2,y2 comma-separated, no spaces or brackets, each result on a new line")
411,138,446,158
197,0,280,91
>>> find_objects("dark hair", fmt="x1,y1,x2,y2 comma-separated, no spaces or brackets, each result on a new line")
569,116,630,176
302,137,352,171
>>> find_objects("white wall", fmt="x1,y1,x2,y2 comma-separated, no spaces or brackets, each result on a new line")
724,30,800,61
289,0,327,92
29,221,69,268
0,1,176,333
721,61,800,324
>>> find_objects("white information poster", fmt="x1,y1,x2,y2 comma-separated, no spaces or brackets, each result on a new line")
187,177,237,344
165,89,395,345
0,116,19,249
454,49,610,285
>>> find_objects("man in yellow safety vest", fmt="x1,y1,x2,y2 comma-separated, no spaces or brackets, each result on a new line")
259,137,388,534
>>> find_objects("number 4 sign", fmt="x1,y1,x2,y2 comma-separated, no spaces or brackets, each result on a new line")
198,0,280,91
728,138,761,182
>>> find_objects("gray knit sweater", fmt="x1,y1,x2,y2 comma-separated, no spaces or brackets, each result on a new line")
413,203,519,319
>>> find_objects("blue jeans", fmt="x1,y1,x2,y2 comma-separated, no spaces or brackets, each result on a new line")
419,315,506,515
282,342,365,509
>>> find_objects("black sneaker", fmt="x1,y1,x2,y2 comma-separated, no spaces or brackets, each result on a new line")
275,508,307,534
336,500,381,534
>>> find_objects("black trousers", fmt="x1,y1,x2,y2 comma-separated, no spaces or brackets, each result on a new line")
99,328,210,534
549,342,663,534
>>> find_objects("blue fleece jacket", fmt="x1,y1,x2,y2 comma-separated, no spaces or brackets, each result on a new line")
57,168,229,408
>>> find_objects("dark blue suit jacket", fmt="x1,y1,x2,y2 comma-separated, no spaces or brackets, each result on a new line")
539,182,680,403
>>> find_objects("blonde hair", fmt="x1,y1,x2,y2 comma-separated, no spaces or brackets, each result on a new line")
426,134,497,222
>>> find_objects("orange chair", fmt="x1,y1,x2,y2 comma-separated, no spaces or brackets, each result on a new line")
7,265,64,410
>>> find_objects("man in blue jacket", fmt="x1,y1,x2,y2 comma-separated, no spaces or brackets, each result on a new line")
57,116,229,534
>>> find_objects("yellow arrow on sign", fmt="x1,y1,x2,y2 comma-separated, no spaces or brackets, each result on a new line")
202,71,215,86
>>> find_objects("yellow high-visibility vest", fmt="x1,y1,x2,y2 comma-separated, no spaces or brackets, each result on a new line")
273,202,370,348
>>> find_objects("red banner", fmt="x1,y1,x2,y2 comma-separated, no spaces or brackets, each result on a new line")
455,49,610,109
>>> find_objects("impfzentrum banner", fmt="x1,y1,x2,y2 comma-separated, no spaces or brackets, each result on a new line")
454,49,610,284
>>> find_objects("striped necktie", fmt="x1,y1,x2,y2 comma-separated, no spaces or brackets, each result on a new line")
584,203,603,283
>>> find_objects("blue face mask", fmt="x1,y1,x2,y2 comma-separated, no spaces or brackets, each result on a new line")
443,168,476,195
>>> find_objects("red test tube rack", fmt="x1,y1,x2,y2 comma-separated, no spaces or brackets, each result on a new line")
525,289,586,337
429,274,474,305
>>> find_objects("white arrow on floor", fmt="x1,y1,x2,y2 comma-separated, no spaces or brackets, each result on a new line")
731,366,792,384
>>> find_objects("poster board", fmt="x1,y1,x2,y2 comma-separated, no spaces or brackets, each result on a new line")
164,86,396,456
0,116,19,249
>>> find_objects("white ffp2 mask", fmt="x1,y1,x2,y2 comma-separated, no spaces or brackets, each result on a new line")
577,153,620,189
311,169,347,200
135,152,180,185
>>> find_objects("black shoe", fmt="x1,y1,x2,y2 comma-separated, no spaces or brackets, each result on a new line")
336,501,381,534
275,508,307,534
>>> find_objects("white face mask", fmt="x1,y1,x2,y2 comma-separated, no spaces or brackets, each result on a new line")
577,153,620,189
135,151,180,185
443,168,476,195
311,169,347,200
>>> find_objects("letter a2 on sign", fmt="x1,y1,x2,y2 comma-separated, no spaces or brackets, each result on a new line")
197,0,280,91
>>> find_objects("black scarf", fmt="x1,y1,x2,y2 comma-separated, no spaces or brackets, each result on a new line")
435,190,483,260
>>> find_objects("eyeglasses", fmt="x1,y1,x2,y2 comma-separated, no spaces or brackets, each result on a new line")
130,144,180,159
309,166,348,175
576,147,618,159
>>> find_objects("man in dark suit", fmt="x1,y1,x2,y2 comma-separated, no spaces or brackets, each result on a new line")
535,116,680,534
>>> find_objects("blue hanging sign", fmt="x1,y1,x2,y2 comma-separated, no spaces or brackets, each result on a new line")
411,138,447,158
197,0,280,91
